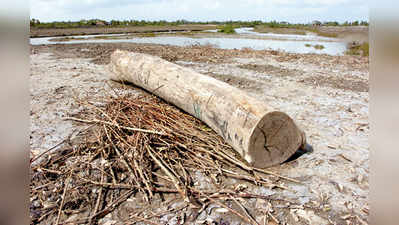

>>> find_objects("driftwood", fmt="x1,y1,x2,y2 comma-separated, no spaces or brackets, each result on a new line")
109,50,307,168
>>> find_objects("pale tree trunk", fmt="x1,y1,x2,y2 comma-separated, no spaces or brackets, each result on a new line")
109,50,307,168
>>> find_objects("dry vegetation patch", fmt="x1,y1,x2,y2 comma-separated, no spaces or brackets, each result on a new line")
30,94,299,224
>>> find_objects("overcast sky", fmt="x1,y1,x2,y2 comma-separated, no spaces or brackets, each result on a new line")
30,0,368,23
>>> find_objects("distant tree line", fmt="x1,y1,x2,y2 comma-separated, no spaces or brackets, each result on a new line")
341,21,369,26
30,19,369,29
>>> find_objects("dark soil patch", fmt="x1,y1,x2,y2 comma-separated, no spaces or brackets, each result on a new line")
275,52,369,72
204,72,262,91
302,75,368,92
238,64,303,77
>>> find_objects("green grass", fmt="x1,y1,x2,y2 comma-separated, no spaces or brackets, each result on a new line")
137,32,157,37
217,25,236,34
360,42,369,56
177,31,198,36
345,42,369,57
48,37,86,42
345,49,360,55
304,43,325,50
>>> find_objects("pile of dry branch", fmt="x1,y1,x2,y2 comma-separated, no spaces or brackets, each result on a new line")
30,94,298,225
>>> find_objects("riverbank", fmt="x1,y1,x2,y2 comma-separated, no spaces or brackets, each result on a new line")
31,25,369,56
253,25,368,41
30,25,368,42
30,43,369,224
30,24,218,38
31,32,348,56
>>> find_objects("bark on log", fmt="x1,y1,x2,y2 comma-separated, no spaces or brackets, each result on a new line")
109,50,307,168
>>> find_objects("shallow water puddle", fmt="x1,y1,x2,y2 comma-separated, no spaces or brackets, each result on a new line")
30,30,347,55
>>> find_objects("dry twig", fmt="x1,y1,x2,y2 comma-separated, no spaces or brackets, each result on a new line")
30,94,297,224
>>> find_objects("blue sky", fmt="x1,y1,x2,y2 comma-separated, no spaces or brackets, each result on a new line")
30,0,369,23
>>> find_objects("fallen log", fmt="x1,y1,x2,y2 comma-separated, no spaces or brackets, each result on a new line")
109,50,308,168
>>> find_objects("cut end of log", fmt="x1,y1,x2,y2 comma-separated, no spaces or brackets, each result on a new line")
247,111,304,168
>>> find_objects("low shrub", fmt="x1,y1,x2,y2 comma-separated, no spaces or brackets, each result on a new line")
218,25,236,34
345,42,369,57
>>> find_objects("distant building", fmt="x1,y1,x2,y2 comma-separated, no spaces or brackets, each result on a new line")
95,20,106,26
312,20,322,26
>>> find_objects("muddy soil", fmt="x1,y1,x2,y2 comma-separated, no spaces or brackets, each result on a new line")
317,26,369,43
30,43,369,224
30,25,217,38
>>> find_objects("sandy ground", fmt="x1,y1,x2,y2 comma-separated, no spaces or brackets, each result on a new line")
30,43,369,224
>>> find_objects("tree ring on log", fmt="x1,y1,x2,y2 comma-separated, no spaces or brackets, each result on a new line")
248,111,304,168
